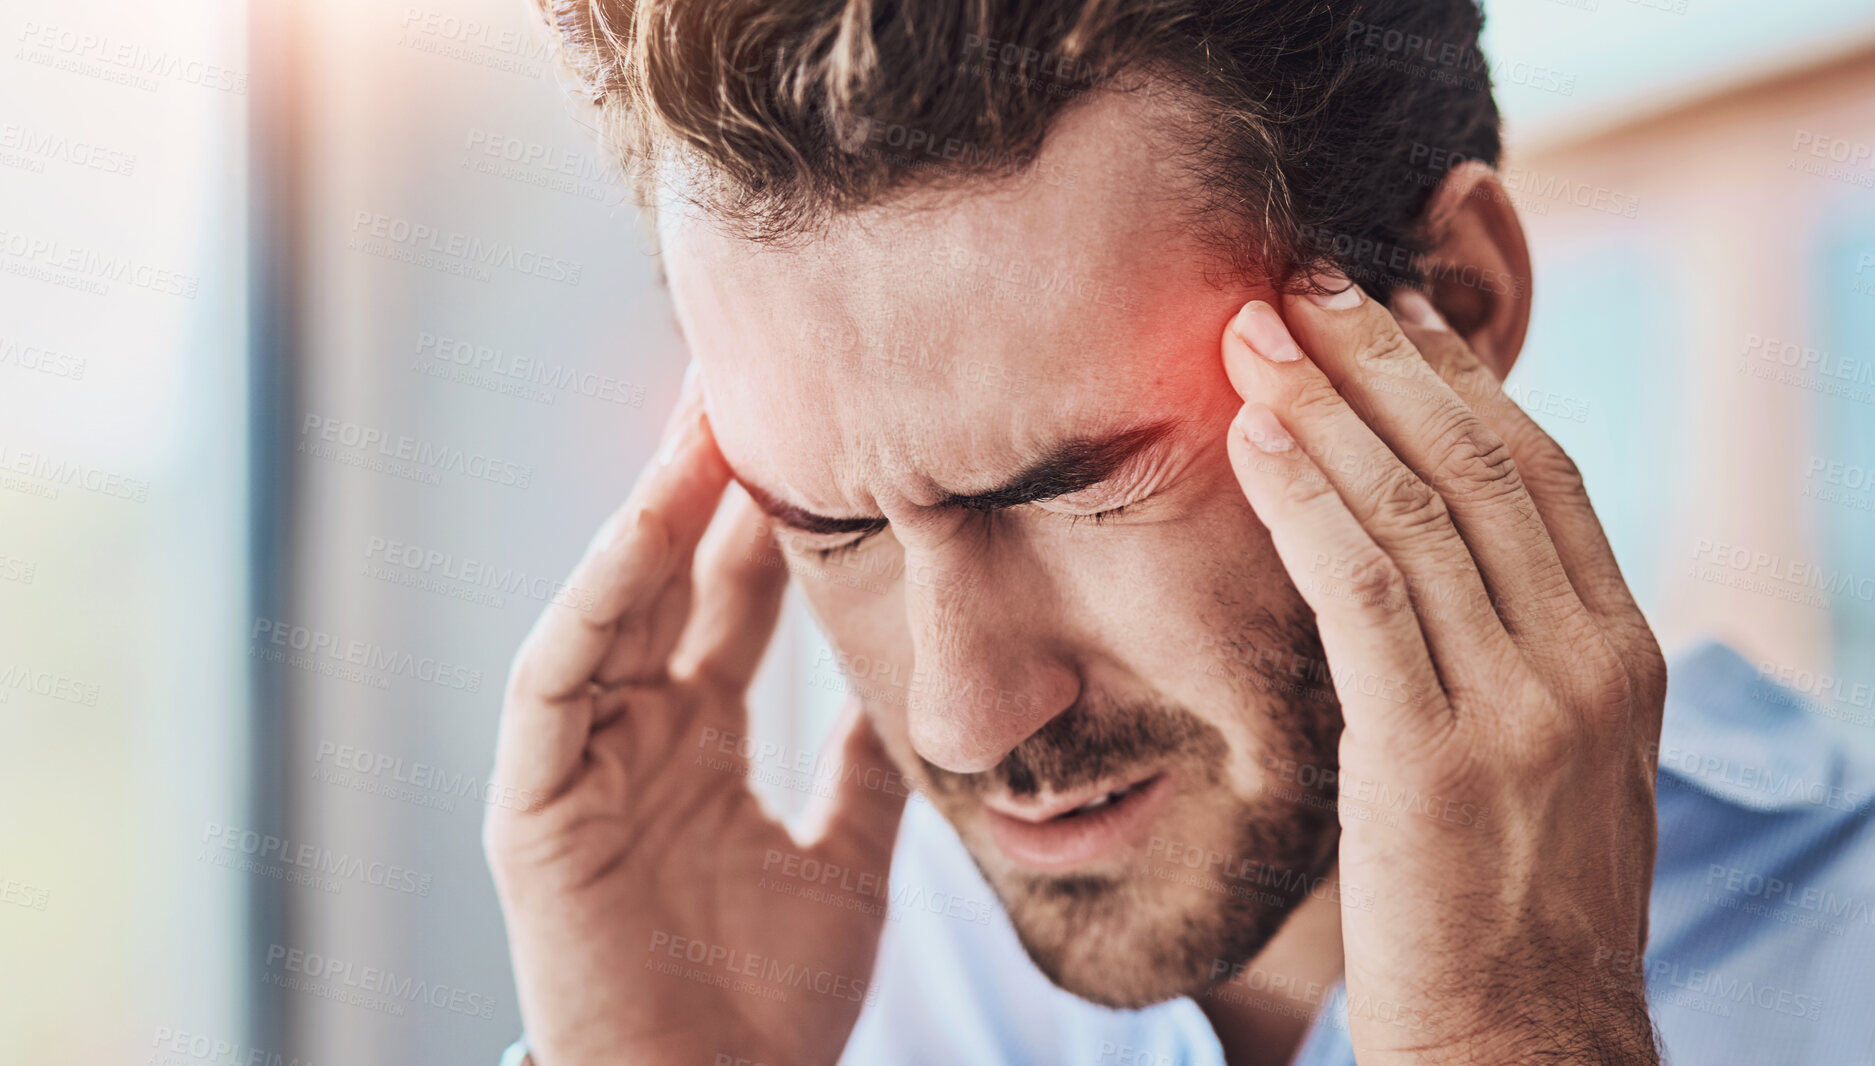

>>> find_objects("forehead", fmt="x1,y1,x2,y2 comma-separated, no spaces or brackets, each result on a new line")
658,91,1251,515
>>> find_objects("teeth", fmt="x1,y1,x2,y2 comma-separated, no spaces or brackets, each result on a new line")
1072,785,1130,815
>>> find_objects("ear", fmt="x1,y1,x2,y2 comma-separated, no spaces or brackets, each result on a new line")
1415,161,1532,378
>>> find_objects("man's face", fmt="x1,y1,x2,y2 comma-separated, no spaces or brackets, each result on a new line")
661,91,1342,1008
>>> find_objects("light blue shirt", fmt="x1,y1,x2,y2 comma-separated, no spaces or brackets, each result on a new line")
505,642,1875,1063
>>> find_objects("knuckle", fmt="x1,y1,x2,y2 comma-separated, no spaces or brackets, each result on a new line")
1630,625,1669,706
1286,374,1349,421
1514,430,1587,496
1369,467,1450,535
1522,715,1582,774
1432,417,1522,500
1344,551,1408,607
1547,631,1638,733
1581,640,1635,709
1279,468,1339,508
1446,359,1501,406
1350,320,1421,373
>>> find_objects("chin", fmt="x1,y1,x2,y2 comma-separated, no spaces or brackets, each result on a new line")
978,815,1337,1009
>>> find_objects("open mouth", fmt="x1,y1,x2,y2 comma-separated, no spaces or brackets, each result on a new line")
980,773,1171,872
1056,777,1153,817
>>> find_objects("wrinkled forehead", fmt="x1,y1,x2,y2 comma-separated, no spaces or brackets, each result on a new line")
653,94,1251,512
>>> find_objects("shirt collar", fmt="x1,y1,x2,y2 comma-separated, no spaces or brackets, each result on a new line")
1655,640,1852,813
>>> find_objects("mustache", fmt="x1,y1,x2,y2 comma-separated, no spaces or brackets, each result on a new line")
921,699,1228,798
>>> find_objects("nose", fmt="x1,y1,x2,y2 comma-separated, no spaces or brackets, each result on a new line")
900,541,1080,774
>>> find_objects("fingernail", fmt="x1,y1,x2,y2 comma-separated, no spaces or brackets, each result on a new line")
1305,270,1363,311
1234,404,1294,453
658,410,702,466
1392,290,1449,332
1229,301,1303,363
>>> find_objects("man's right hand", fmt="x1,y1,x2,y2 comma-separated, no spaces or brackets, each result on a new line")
484,378,909,1066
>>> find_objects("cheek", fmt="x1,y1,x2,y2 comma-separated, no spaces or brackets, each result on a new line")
1058,471,1290,675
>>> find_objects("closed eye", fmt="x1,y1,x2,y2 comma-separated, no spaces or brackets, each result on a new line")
786,523,887,562
813,529,881,561
1065,503,1131,528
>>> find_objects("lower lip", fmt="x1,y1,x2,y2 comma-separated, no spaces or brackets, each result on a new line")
983,775,1172,872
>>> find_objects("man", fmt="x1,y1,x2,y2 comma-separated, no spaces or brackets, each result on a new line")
484,1,1875,1063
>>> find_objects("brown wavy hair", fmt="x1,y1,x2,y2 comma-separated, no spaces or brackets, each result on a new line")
533,0,1501,299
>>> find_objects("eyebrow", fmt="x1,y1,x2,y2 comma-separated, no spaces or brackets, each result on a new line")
733,419,1181,535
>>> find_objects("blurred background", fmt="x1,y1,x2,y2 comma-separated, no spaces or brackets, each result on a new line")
1,0,1871,1062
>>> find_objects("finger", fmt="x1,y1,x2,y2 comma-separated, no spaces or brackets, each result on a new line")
593,405,734,685
801,699,910,866
1223,300,1516,693
1225,401,1452,754
671,486,790,693
494,402,731,799
1396,296,1665,725
1392,291,1640,625
1277,275,1591,650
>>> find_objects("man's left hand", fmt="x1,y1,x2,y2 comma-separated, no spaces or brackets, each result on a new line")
1219,273,1666,1064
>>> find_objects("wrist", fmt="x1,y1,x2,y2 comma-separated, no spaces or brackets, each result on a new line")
1360,987,1658,1066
